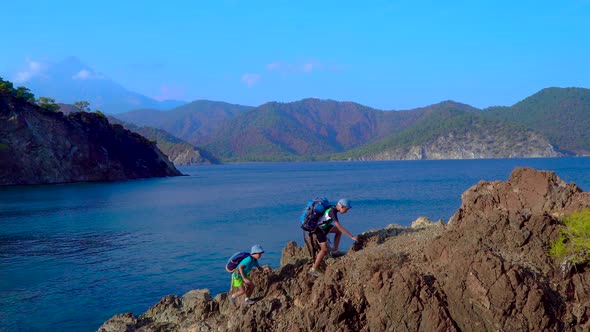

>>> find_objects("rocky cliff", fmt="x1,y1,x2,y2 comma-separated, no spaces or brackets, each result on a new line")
99,167,590,331
351,128,561,161
0,90,182,186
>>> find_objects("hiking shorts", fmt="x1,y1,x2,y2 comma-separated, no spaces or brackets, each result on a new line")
232,273,249,288
315,225,334,244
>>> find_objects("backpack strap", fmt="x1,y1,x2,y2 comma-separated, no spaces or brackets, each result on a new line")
317,206,334,226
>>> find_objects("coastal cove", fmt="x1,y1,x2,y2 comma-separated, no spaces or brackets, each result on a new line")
1,158,589,331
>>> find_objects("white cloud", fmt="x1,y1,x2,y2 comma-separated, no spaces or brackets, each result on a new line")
13,60,46,83
72,69,104,80
153,84,186,101
72,69,91,80
241,73,261,87
265,59,340,74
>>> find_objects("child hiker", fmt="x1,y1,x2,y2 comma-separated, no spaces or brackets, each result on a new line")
309,198,357,277
230,244,265,305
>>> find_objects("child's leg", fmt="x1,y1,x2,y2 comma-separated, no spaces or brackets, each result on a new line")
232,285,245,298
312,241,329,270
231,274,246,298
245,281,255,298
330,227,342,251
312,228,329,269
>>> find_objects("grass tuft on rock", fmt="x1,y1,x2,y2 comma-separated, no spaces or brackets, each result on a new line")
550,209,590,263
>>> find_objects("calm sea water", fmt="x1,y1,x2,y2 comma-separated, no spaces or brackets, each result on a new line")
1,158,589,331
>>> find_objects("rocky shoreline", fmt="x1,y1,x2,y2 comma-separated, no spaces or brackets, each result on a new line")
99,167,590,331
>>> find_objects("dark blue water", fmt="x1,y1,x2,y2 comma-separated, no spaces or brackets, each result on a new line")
1,158,589,331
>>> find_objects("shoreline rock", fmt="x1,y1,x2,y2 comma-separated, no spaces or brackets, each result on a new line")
99,167,590,331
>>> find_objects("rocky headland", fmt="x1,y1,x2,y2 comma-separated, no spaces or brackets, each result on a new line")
350,130,561,161
0,90,182,186
99,167,590,331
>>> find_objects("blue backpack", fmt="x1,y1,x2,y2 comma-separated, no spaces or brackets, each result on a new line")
225,251,251,273
300,196,332,231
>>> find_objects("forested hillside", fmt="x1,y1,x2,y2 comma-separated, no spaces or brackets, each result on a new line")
484,87,590,154
108,117,219,165
115,100,253,145
41,85,590,162
336,103,560,160
202,98,420,161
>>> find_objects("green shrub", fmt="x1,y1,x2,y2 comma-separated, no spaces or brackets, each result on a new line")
550,209,590,263
95,110,106,118
36,97,60,113
74,101,91,113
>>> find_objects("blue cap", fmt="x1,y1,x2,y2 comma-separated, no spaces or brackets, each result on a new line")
250,244,265,254
337,198,352,208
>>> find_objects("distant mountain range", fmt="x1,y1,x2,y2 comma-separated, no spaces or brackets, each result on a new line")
114,100,254,145
6,57,589,162
17,57,185,113
116,88,589,162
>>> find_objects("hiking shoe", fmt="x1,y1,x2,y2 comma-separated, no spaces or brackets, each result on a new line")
244,298,256,305
331,250,344,257
229,296,237,306
308,267,322,277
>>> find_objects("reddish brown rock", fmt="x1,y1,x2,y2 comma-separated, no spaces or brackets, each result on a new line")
99,167,590,332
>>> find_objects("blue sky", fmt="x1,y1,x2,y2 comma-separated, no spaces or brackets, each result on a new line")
1,0,589,110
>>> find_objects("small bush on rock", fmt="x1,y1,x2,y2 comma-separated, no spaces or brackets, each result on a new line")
550,209,590,264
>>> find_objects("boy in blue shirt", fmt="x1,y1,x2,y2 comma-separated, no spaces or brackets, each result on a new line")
230,244,265,305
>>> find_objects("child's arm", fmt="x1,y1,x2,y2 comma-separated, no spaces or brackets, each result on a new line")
239,265,251,284
334,221,358,241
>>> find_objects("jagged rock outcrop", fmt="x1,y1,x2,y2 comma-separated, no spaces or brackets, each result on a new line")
99,168,590,331
0,91,182,186
353,131,561,161
167,148,215,166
